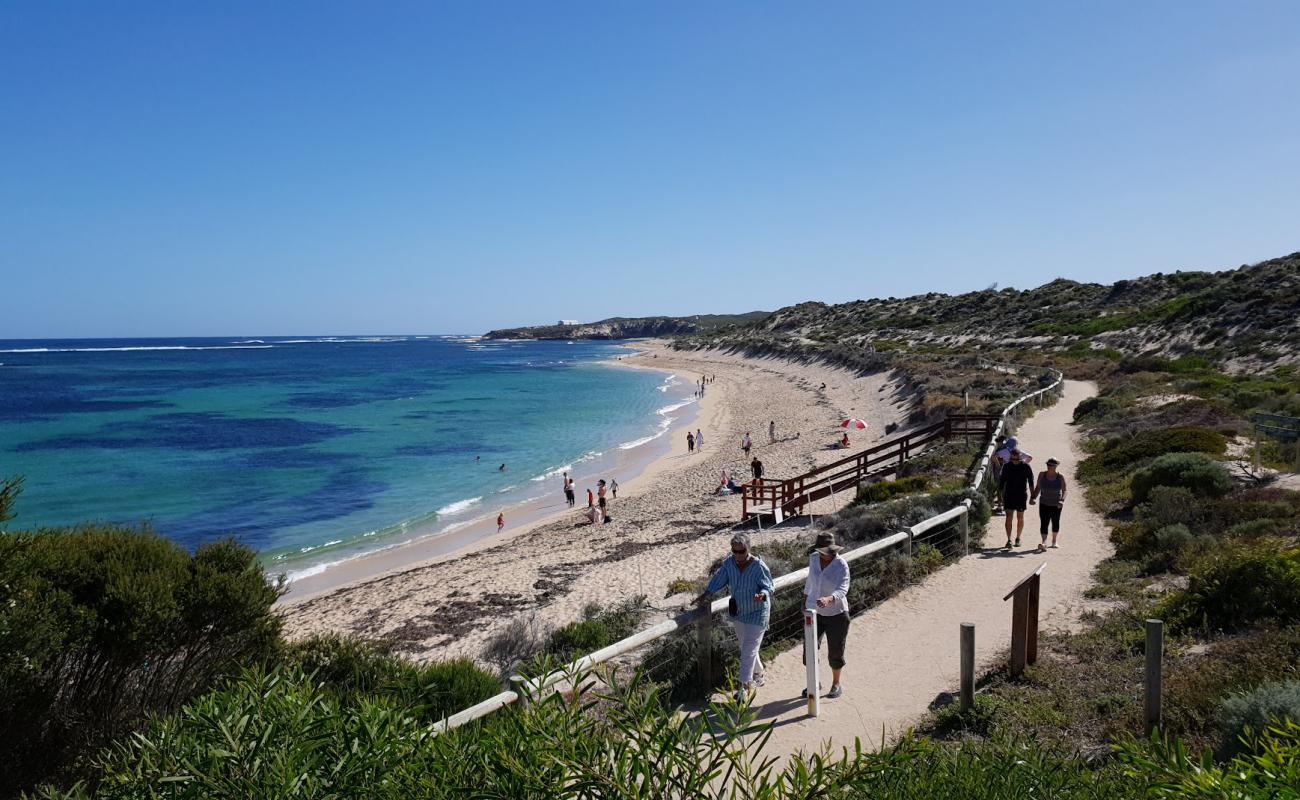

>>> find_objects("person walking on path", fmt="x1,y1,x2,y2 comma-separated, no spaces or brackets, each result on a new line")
803,532,850,699
742,432,752,456
989,435,1007,514
695,533,774,699
750,456,764,483
610,478,619,499
998,449,1035,547
769,420,776,442
696,429,704,450
1031,458,1068,552
597,479,610,523
563,473,575,507
687,431,695,453
497,512,505,533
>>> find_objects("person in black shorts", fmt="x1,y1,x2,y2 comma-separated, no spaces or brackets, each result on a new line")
802,532,850,699
998,448,1034,548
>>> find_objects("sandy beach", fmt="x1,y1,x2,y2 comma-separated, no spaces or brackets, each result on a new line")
279,343,912,663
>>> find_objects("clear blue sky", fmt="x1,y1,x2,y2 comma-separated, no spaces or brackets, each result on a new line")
3,1,1298,338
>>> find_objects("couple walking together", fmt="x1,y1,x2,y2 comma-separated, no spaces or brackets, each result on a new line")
696,530,850,701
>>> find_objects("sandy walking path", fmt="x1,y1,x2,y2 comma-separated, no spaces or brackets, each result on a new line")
741,379,1109,756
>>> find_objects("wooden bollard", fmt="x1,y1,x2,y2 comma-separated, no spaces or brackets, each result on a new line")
698,605,713,694
1145,619,1163,735
960,622,975,713
1004,564,1046,678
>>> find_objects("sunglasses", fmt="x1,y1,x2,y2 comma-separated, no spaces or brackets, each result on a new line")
731,548,748,555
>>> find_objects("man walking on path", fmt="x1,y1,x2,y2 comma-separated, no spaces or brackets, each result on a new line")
803,532,850,699
1031,458,1068,552
999,449,1035,547
751,456,764,483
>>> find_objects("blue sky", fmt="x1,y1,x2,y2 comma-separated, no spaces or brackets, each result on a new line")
3,2,1298,338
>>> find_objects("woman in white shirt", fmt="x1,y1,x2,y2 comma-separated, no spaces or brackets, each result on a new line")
803,531,850,699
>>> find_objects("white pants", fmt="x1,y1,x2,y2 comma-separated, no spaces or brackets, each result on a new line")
732,621,767,686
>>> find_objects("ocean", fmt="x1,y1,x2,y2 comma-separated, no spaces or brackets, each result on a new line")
0,336,696,581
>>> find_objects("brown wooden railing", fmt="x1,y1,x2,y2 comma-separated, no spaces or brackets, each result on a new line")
740,414,1001,520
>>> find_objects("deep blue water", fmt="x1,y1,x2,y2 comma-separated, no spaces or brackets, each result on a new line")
0,336,693,577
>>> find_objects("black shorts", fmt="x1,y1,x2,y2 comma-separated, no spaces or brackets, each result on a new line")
598,497,606,508
803,611,850,669
1003,495,1027,512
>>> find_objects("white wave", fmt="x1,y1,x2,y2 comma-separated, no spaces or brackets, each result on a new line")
437,496,483,516
529,451,600,482
656,398,697,416
0,345,274,353
232,339,265,344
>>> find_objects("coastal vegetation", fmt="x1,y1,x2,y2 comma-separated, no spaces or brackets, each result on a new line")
484,311,772,341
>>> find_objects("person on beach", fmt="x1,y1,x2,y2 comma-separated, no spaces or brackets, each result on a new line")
695,533,774,699
750,456,764,483
998,449,1035,548
497,512,504,533
586,487,594,509
696,429,704,450
840,432,850,449
687,431,695,453
803,532,850,699
769,420,776,443
610,478,619,499
563,472,575,507
597,479,610,523
741,432,752,456
1031,458,1068,552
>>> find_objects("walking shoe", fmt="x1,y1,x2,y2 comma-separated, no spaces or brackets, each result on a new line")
1036,543,1046,553
801,683,822,698
827,684,843,699
1014,538,1021,547
1004,539,1012,549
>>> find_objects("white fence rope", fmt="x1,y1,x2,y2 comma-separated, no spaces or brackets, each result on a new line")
434,365,1064,733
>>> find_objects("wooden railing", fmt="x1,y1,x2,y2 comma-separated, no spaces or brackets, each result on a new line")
740,414,1002,521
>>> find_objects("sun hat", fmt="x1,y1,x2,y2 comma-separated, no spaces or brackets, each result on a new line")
808,531,842,556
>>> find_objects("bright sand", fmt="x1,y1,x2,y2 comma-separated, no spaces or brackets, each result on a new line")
278,343,911,662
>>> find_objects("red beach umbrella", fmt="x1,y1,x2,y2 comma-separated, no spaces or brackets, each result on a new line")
841,418,868,429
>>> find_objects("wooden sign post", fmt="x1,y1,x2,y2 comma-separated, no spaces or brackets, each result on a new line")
1003,563,1046,678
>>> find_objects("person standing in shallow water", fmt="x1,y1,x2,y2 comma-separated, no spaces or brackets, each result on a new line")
1031,458,1068,552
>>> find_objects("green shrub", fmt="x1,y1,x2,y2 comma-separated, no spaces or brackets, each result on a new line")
545,596,647,662
854,475,930,504
1078,427,1227,482
1164,544,1300,631
912,543,945,577
1226,519,1282,540
282,634,499,723
1134,486,1205,531
1218,680,1300,757
0,525,281,796
1145,525,1194,573
1130,452,1232,504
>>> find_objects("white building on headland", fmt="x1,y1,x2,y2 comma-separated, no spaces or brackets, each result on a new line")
558,319,580,326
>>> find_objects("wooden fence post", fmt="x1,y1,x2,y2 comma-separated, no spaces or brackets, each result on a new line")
1026,573,1040,665
1145,619,1163,736
1004,564,1046,679
1009,589,1028,677
960,622,975,713
698,606,713,695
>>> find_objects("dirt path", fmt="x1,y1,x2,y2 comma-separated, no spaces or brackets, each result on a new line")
742,379,1111,756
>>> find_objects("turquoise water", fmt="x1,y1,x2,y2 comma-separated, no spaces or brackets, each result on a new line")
0,336,694,578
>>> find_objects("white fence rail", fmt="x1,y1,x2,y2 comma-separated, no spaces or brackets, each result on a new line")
434,366,1064,733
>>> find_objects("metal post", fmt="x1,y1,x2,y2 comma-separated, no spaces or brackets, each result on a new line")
804,610,820,717
698,606,714,695
1145,619,1163,735
960,622,975,713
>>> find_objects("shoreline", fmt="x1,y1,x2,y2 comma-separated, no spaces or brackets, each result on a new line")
279,343,913,663
280,345,700,603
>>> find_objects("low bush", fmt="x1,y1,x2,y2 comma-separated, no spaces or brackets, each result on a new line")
481,613,546,674
545,596,647,662
1130,452,1232,504
0,525,281,796
1218,679,1300,757
855,475,930,504
1077,426,1226,482
1134,486,1205,531
283,634,499,723
1163,543,1300,631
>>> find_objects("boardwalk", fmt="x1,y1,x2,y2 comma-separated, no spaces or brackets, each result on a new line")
741,380,1112,756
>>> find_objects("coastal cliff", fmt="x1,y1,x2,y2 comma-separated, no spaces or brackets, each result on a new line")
483,311,770,340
